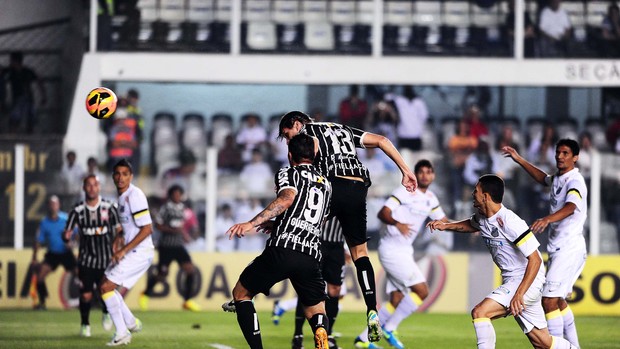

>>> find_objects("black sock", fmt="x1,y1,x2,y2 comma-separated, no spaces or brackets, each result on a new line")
325,296,339,335
308,312,329,336
143,275,158,297
235,300,263,349
79,297,91,325
184,272,194,301
354,256,377,313
36,281,47,305
293,298,305,336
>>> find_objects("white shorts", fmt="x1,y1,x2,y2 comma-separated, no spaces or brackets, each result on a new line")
543,246,587,298
105,248,154,290
379,245,426,294
486,273,547,334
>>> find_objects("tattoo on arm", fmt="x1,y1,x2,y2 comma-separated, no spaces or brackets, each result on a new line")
250,189,296,226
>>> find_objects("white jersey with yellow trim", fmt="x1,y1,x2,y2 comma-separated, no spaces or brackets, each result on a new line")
117,183,154,249
380,186,445,248
470,205,545,280
544,168,588,252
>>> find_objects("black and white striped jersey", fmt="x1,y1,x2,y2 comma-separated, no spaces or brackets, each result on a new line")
156,201,186,248
65,198,120,269
321,216,344,243
267,164,332,261
303,122,371,184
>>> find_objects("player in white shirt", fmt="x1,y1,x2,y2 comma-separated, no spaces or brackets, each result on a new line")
354,160,447,349
99,159,155,346
503,139,586,348
428,174,576,349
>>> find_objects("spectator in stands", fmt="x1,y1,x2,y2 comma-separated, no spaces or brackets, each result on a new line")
463,104,489,140
61,150,86,200
184,202,204,252
126,89,144,167
606,113,620,153
447,120,478,215
577,131,593,182
0,51,46,134
365,100,399,145
239,148,273,197
385,85,429,152
602,3,620,58
104,99,142,172
236,113,267,163
160,149,197,200
463,140,494,189
215,203,237,252
492,126,520,206
526,123,557,174
504,0,537,57
218,134,244,174
268,128,289,171
538,0,572,57
86,156,106,188
339,85,368,129
234,198,267,251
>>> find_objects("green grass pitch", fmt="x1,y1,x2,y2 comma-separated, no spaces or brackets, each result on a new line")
1,309,619,348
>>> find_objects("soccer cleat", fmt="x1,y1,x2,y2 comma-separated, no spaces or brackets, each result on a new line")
328,335,341,349
128,318,142,333
382,327,404,349
81,324,91,337
272,300,285,325
102,313,113,331
106,331,131,346
139,293,149,311
291,334,304,349
367,310,383,342
354,336,383,349
222,300,236,313
183,299,202,312
314,327,329,349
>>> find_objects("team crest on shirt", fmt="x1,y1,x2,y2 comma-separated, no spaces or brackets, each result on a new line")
119,205,125,213
101,207,109,221
491,226,500,237
497,217,504,228
556,186,562,195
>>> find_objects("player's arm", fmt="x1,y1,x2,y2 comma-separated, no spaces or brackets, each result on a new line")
228,188,296,239
155,221,183,235
362,132,417,192
427,218,477,233
112,224,152,264
501,146,548,185
112,227,124,253
530,202,576,234
377,206,410,236
510,251,542,316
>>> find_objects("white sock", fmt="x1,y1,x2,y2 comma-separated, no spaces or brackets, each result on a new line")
473,318,495,349
115,290,136,328
102,291,128,334
561,306,580,348
279,297,299,312
546,309,564,338
551,335,575,349
384,293,420,332
358,303,393,341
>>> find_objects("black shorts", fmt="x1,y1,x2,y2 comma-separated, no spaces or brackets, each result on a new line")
329,177,368,247
157,246,192,273
239,247,327,307
320,241,345,286
78,266,105,293
43,251,77,271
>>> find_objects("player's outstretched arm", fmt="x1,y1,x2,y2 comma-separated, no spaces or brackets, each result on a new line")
501,146,548,185
510,251,542,317
378,206,410,236
362,132,417,192
427,219,476,233
530,202,577,234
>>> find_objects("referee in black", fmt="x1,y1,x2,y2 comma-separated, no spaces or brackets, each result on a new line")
226,133,333,349
63,174,122,337
278,111,417,343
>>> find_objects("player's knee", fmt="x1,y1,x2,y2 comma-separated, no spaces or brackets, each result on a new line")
81,292,93,302
471,305,485,319
327,284,341,298
541,297,558,311
182,262,195,274
232,281,252,301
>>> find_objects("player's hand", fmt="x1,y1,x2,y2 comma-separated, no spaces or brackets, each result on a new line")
530,217,550,234
426,220,446,231
395,222,411,236
509,293,526,317
111,249,126,264
402,171,417,192
227,222,253,239
501,146,520,160
256,221,275,234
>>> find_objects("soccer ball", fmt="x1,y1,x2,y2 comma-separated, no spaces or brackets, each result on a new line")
85,87,118,119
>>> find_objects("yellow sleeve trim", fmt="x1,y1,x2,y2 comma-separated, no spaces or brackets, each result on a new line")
472,317,491,323
515,232,534,247
560,306,571,316
567,189,582,199
133,209,150,219
545,309,562,320
102,291,116,301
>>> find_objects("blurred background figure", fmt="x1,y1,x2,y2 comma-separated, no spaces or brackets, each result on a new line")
339,85,368,129
61,150,86,200
215,203,237,252
538,0,573,57
601,3,620,58
385,85,429,153
236,113,267,163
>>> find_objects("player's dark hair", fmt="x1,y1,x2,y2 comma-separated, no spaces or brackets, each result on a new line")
414,159,434,174
113,159,133,174
167,184,184,197
83,173,99,185
478,174,504,204
288,133,315,164
278,111,313,140
556,138,580,156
